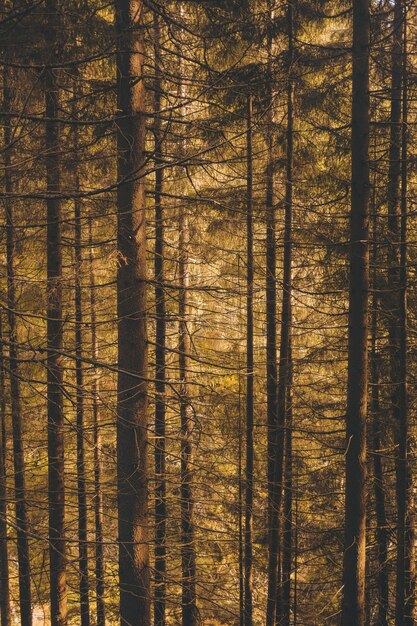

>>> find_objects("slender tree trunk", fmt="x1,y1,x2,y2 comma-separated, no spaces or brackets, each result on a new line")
179,205,198,626
341,0,370,623
370,302,388,626
265,4,278,623
370,141,388,626
45,1,67,623
397,11,415,624
0,314,11,626
153,12,167,626
3,63,32,626
384,1,415,623
282,346,293,626
115,0,150,624
275,4,294,624
244,93,254,626
293,474,298,626
88,220,106,626
73,100,90,626
238,329,244,626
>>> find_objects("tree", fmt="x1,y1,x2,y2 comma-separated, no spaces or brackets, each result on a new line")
88,217,106,626
265,5,279,624
153,11,167,626
244,92,254,626
45,1,67,623
0,313,10,626
115,0,150,624
3,63,32,626
179,188,198,626
341,0,370,622
72,87,90,626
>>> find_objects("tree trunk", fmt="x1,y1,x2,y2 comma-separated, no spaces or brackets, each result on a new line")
88,220,106,626
282,346,293,626
370,304,388,626
179,205,198,626
265,4,278,623
3,63,32,626
153,11,167,626
244,93,254,626
45,1,67,623
0,313,11,626
370,140,388,626
397,10,415,623
115,1,150,624
341,0,370,623
238,339,244,626
73,95,90,626
384,1,415,622
277,7,294,623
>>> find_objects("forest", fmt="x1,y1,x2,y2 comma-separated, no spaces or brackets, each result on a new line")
0,0,413,624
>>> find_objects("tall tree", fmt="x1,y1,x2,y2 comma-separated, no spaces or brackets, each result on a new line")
0,313,10,626
397,6,415,623
265,3,279,624
115,0,150,624
385,1,416,622
281,346,293,626
276,3,294,623
179,202,198,626
73,95,90,626
153,11,167,626
45,0,67,623
88,219,106,626
370,161,388,626
3,63,32,626
341,0,370,623
244,93,254,626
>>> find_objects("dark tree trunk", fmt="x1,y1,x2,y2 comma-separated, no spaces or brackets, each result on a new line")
244,93,254,626
293,478,298,626
341,0,370,623
384,1,415,622
45,1,67,623
282,347,293,626
396,10,415,624
153,12,167,626
370,303,388,626
88,220,106,626
265,4,278,623
73,101,90,626
115,0,150,624
277,7,294,624
238,352,244,626
179,205,198,626
3,63,32,626
0,314,11,626
370,140,388,626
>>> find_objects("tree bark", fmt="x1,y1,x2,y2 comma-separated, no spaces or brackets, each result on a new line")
0,313,11,626
3,63,32,626
45,1,67,623
396,9,415,623
115,1,150,624
238,342,244,626
88,220,106,626
265,4,278,623
281,346,293,626
244,93,254,626
370,139,388,626
341,0,370,623
179,205,198,626
277,7,294,623
153,11,167,626
73,96,90,626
